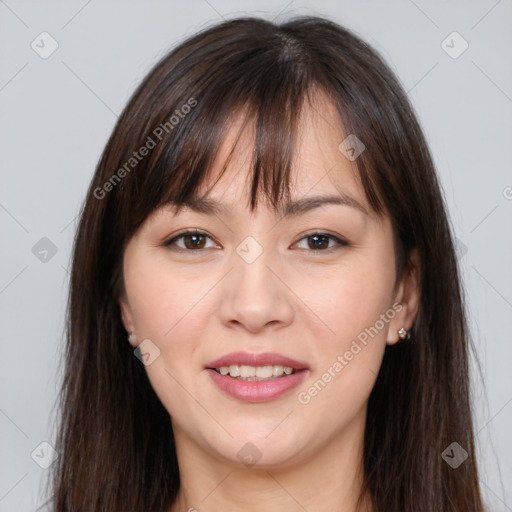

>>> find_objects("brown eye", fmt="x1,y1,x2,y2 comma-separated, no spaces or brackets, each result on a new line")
184,233,206,249
164,230,219,251
295,232,348,251
307,234,329,250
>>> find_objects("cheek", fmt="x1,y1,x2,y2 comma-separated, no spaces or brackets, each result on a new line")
295,260,395,350
292,252,396,409
123,255,214,423
124,251,213,341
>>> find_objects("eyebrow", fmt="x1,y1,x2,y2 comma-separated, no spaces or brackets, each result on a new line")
169,193,370,218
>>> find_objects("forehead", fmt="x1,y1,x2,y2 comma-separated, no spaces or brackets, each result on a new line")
192,92,370,216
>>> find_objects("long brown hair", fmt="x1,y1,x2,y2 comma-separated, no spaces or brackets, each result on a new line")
46,15,486,511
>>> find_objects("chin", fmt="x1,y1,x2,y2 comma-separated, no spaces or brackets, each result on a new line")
207,429,311,469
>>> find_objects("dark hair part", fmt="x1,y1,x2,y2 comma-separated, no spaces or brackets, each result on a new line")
46,15,485,511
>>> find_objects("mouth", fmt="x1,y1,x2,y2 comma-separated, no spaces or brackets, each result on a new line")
210,364,301,381
204,351,309,402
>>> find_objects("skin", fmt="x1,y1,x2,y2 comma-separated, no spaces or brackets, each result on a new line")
119,93,420,512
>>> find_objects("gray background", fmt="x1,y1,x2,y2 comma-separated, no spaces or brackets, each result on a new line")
1,1,511,510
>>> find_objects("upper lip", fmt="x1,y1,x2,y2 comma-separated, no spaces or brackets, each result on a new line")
205,351,309,370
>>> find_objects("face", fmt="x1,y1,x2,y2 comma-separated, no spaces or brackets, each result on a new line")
119,95,419,469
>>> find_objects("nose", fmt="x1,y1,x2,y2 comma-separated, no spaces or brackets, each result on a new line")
218,244,295,333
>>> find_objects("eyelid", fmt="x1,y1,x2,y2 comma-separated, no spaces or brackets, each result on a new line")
292,230,349,251
163,229,220,250
163,229,349,252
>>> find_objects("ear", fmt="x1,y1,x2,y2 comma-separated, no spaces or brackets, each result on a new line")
119,294,137,347
386,248,421,345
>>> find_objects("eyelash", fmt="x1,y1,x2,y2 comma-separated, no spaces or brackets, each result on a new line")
163,229,349,253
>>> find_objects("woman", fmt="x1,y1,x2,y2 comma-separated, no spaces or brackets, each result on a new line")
49,15,486,511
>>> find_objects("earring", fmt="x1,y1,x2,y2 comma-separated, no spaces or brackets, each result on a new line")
397,327,411,340
128,331,137,345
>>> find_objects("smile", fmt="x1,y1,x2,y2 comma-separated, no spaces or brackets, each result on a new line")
213,364,296,380
204,352,309,402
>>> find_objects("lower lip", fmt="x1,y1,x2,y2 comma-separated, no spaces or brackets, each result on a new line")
206,369,308,403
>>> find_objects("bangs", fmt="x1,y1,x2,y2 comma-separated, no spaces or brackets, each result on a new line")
109,19,387,239
135,52,317,219
155,83,308,216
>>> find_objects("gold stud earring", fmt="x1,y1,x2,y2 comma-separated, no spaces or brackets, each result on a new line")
397,327,411,340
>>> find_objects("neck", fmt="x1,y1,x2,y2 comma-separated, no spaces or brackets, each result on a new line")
169,411,373,512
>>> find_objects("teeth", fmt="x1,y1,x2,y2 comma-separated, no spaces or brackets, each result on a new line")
256,366,273,378
216,364,296,380
240,365,256,378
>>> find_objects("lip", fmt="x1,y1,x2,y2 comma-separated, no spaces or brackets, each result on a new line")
205,351,309,370
206,368,308,403
204,351,309,403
